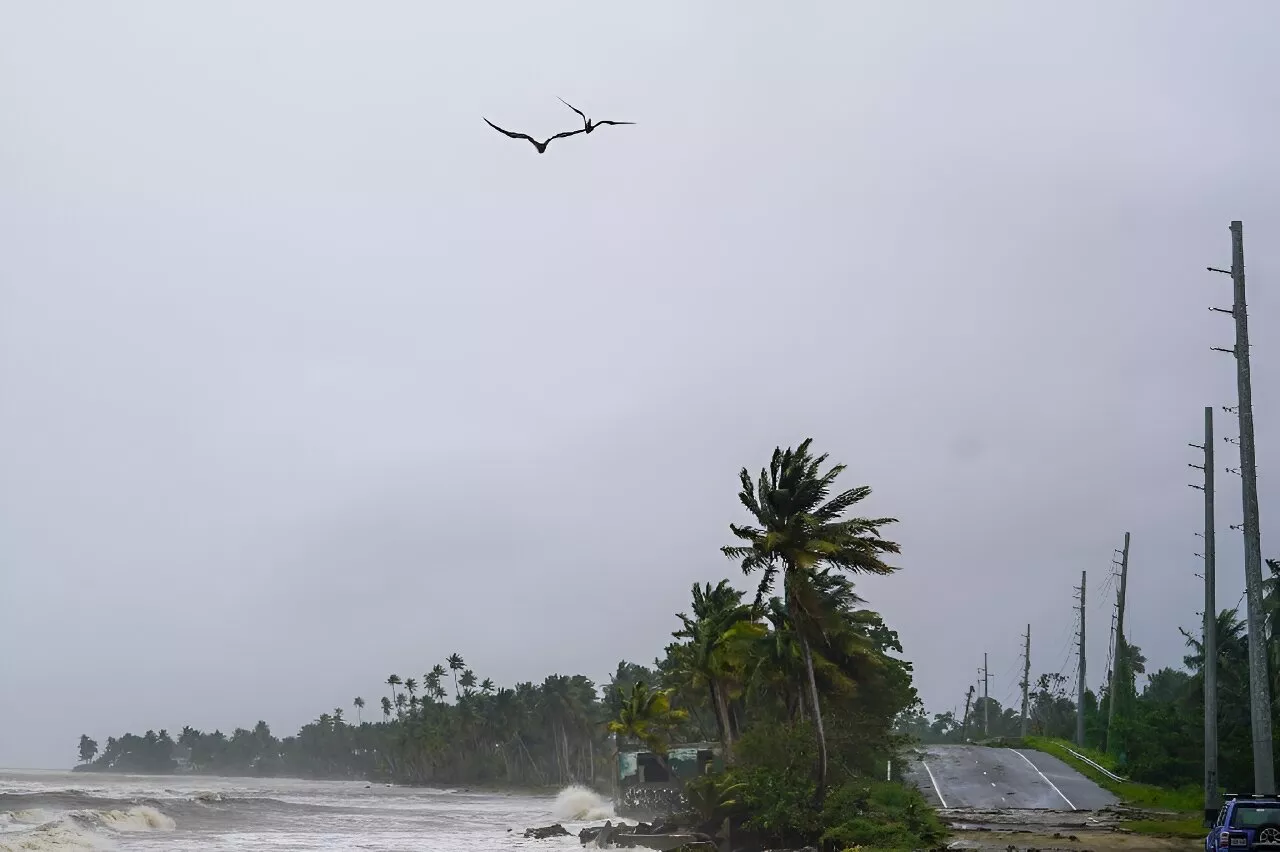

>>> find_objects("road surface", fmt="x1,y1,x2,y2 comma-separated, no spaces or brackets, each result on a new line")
905,744,1118,810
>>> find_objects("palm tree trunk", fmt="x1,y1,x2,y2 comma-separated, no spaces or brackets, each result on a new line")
564,724,573,783
710,680,736,760
797,631,828,805
516,735,545,785
708,682,727,742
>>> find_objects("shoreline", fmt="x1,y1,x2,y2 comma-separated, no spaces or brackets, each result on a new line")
68,764,606,797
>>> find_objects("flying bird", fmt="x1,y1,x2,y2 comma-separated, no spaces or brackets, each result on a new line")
482,118,585,153
557,98,636,133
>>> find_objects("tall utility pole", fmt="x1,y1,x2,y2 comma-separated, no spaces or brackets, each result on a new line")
1076,571,1087,747
1210,221,1274,794
961,685,975,740
1191,406,1219,820
1020,625,1032,737
982,654,990,737
1106,532,1130,753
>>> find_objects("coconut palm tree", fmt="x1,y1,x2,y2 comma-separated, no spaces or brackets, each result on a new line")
353,697,365,725
459,669,478,696
403,678,418,713
608,680,689,773
447,654,465,698
670,579,764,756
381,696,393,719
386,674,402,708
722,438,900,803
424,666,446,703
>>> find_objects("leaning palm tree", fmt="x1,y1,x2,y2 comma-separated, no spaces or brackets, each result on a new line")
671,580,764,756
447,654,466,698
607,680,689,773
424,667,442,696
386,674,402,708
722,438,900,804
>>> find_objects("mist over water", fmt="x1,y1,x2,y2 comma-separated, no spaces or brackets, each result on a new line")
0,770,613,851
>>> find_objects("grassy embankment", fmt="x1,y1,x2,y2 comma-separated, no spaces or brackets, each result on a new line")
1017,736,1204,839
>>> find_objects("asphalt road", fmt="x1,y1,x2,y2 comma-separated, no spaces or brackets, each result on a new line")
904,744,1118,810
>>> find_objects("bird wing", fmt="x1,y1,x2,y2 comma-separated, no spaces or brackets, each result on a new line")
594,120,636,127
557,98,589,123
483,118,535,142
547,128,588,142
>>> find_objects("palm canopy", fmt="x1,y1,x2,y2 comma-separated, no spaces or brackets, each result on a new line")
673,580,765,684
722,438,900,606
669,580,765,752
607,681,689,757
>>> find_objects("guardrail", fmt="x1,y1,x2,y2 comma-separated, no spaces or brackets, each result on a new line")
1060,744,1128,783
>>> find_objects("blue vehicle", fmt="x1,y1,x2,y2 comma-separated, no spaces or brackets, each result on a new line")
1206,794,1280,850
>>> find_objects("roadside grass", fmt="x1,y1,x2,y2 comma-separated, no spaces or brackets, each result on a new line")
1123,817,1207,839
1015,736,1203,818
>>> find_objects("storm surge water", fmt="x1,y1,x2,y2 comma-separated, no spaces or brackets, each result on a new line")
551,786,614,822
0,770,608,851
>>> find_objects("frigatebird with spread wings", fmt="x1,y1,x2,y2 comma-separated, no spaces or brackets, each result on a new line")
557,98,636,134
482,118,586,154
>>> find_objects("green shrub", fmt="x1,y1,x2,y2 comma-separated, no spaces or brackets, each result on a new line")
730,763,823,847
725,764,946,850
820,780,947,851
725,720,946,850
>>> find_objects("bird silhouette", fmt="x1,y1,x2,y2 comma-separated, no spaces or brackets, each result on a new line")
482,118,586,154
557,98,636,133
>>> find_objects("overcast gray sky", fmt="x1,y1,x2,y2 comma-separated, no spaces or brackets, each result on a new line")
2,2,1279,769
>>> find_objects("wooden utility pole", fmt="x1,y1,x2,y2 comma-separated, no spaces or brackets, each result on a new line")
1076,571,1087,747
961,685,975,740
1190,406,1219,820
982,654,990,737
1020,625,1032,737
1209,222,1274,794
1106,532,1130,753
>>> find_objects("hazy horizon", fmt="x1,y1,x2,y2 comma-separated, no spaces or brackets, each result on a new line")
3,1,1279,769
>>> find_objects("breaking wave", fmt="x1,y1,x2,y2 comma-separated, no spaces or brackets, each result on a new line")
0,805,173,852
551,785,614,822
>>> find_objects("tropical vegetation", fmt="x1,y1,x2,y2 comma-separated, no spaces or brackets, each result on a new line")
78,439,942,849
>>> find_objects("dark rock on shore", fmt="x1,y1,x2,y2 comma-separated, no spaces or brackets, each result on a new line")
524,823,571,839
577,818,718,850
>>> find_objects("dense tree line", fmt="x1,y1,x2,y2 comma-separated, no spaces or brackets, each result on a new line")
78,660,618,785
905,558,1280,796
78,440,944,849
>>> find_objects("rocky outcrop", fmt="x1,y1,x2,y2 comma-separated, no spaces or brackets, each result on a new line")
576,819,714,851
524,823,571,839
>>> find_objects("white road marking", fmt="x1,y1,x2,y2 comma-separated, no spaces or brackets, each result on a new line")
1012,749,1077,811
921,759,950,809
